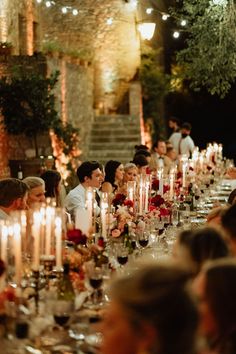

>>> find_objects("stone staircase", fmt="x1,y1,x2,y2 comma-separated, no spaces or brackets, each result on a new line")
86,114,141,165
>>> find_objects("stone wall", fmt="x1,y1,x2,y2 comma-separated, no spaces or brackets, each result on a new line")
39,0,140,111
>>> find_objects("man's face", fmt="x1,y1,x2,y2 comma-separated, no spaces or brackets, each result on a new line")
87,168,103,188
14,192,29,210
154,141,166,156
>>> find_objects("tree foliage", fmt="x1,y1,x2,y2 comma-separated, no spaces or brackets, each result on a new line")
172,0,236,98
140,48,171,139
0,71,79,160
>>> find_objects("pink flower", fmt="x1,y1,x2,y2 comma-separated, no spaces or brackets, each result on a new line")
111,228,121,238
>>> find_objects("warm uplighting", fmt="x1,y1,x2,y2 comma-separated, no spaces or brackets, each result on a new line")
138,22,156,40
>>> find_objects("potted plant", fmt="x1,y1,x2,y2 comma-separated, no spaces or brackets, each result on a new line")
0,70,80,178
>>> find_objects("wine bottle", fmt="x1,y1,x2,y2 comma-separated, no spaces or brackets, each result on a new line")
123,223,133,254
17,164,23,180
58,262,75,302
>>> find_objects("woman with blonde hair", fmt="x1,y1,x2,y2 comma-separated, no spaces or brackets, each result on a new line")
23,176,46,207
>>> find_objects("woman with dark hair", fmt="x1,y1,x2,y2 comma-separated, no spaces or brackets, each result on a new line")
173,227,229,274
132,154,149,174
101,160,124,194
100,262,198,354
194,259,236,354
40,169,62,206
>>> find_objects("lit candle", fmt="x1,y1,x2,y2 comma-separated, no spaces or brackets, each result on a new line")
1,225,8,263
45,206,54,256
144,177,150,212
182,162,187,189
127,181,135,203
86,188,94,229
55,216,62,270
158,168,164,196
13,223,22,286
139,177,143,214
169,170,175,200
32,211,41,271
101,201,108,239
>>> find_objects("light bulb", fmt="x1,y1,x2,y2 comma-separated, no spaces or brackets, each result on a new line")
146,8,153,14
173,31,180,39
72,9,78,16
106,18,113,25
36,0,42,3
162,14,169,21
61,7,67,14
212,0,227,4
180,19,187,26
45,1,51,7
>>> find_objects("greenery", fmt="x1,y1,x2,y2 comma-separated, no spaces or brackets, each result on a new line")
140,48,171,140
171,0,236,98
42,40,94,61
0,71,79,165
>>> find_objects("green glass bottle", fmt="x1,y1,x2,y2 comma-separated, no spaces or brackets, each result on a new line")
123,223,133,254
58,263,75,302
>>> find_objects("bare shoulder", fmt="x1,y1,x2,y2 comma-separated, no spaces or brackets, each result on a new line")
101,182,113,193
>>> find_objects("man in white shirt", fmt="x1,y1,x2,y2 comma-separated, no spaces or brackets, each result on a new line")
64,161,103,219
0,178,29,220
169,122,195,158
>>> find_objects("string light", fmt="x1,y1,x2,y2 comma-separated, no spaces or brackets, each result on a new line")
173,31,180,39
180,19,187,26
146,8,153,14
36,0,42,3
162,14,169,21
106,18,113,25
61,7,68,14
45,1,51,7
72,9,79,16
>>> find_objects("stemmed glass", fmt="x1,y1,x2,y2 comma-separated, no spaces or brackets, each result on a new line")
53,299,74,330
88,267,104,306
115,244,129,269
137,230,149,254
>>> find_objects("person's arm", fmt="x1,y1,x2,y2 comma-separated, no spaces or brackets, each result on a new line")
101,181,113,194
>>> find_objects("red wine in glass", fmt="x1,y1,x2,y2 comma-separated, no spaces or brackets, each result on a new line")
131,240,136,250
139,239,149,248
117,255,128,265
54,314,70,327
158,229,164,236
89,277,103,289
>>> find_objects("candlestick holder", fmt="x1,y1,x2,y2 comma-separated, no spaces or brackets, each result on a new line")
31,269,40,315
41,255,55,289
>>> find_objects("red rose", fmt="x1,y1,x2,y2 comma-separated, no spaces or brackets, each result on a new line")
152,179,159,191
163,184,170,194
159,207,170,216
67,229,87,245
112,193,126,207
150,195,165,207
124,199,134,208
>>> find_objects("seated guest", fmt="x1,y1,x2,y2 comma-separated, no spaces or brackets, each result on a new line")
221,204,236,256
23,176,46,207
193,259,236,354
207,205,228,228
64,161,103,219
132,154,149,174
173,227,229,274
165,146,178,173
40,169,63,207
227,188,236,205
134,144,149,152
133,149,151,164
101,160,124,194
149,139,169,173
0,178,29,220
123,163,138,183
100,262,198,354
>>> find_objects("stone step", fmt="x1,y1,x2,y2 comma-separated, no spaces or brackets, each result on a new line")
91,135,140,143
89,142,136,150
87,150,134,158
90,128,140,135
94,114,135,122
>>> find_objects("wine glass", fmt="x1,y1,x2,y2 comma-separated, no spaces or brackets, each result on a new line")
53,299,74,330
137,231,149,253
88,267,104,306
116,244,129,267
